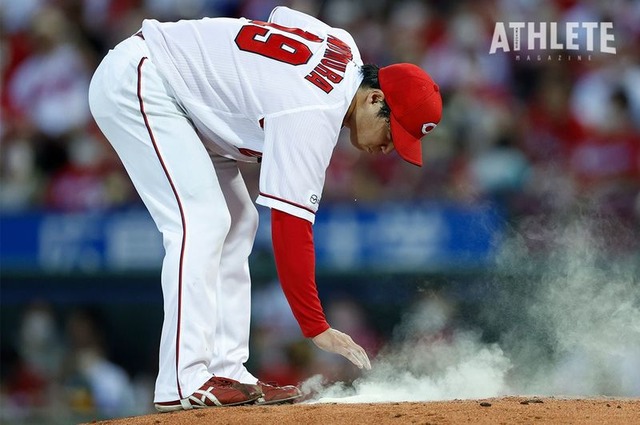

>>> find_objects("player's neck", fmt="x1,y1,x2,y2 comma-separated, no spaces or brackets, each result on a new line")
342,90,360,128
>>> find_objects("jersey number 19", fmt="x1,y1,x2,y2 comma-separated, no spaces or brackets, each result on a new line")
234,20,323,65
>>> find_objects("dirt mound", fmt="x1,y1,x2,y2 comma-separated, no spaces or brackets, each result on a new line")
83,396,639,425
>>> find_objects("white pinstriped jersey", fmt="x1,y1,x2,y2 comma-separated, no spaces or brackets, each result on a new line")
141,6,363,222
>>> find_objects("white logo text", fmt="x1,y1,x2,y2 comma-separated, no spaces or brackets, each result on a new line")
489,22,616,54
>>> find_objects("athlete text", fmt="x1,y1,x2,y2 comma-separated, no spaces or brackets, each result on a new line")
489,22,616,54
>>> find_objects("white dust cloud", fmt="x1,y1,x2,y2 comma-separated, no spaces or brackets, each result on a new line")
505,219,640,396
306,217,640,403
310,330,511,403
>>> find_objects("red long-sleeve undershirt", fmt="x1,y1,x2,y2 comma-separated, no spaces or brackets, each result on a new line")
271,209,330,338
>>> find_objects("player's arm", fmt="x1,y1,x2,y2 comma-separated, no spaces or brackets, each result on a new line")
257,107,370,369
270,208,328,337
271,208,371,370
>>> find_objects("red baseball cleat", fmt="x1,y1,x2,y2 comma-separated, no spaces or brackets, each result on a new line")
154,377,262,412
254,381,303,405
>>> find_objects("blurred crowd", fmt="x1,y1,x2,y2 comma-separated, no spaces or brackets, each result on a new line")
2,0,640,421
1,302,147,423
2,0,639,221
1,288,389,422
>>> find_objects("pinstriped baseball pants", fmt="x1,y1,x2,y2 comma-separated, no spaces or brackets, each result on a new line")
88,34,259,403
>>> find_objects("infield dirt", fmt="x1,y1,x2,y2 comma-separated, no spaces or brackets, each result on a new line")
83,396,639,425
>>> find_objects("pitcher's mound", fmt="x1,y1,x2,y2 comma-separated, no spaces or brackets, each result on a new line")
83,397,639,425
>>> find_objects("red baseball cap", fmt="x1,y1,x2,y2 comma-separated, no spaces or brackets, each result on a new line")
379,63,442,167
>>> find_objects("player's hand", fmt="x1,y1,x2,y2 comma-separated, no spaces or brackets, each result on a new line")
311,327,372,370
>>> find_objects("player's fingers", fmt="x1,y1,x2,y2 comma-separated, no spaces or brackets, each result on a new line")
345,349,364,369
343,343,370,370
313,328,371,369
346,353,363,369
353,346,371,370
359,348,371,370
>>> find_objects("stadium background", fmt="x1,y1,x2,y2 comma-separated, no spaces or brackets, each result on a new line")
1,0,639,423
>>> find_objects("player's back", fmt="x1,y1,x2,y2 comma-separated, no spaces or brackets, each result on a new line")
141,8,362,159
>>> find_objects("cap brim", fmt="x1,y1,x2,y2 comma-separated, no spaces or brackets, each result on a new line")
390,114,423,167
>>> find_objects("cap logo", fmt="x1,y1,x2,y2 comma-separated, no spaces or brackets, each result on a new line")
421,123,438,135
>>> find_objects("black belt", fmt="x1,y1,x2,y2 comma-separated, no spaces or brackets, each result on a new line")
135,30,144,40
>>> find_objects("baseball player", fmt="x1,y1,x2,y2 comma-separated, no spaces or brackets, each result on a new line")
88,6,441,411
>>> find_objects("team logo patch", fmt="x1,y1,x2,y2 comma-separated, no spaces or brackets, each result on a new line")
421,123,437,135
